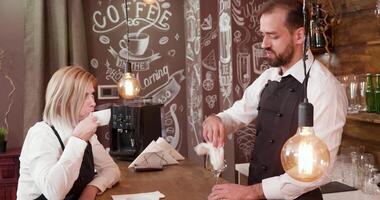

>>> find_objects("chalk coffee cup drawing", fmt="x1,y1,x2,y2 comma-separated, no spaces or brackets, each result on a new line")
92,109,111,126
119,32,150,56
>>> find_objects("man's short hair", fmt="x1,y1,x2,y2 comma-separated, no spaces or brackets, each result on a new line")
259,0,304,32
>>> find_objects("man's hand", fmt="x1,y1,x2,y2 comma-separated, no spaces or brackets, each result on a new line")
208,183,264,200
202,115,226,147
79,185,100,200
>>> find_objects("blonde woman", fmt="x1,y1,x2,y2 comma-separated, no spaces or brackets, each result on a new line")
17,66,120,200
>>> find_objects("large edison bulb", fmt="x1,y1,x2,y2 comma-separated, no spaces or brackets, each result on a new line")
118,72,141,99
281,126,330,182
143,0,156,4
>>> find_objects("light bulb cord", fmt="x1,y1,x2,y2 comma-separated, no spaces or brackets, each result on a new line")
302,0,316,104
124,0,130,74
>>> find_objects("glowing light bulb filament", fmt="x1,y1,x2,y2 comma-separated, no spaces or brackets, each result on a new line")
123,79,134,96
298,142,314,175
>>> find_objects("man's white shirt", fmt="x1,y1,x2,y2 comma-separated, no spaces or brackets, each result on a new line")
217,51,348,199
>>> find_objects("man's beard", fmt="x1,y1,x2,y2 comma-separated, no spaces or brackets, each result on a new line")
264,44,294,67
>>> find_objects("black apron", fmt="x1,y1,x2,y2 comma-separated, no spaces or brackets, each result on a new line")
248,75,322,200
35,126,95,200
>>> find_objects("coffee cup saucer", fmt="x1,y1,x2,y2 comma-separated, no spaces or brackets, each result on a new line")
118,48,153,60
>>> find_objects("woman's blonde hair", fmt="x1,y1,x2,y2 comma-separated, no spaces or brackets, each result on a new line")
43,66,97,128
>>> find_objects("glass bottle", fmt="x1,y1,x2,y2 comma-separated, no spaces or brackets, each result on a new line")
365,74,375,113
310,4,325,49
374,74,380,113
309,5,317,48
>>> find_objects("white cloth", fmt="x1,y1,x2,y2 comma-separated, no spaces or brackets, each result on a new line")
128,140,178,168
217,51,348,199
194,142,224,171
156,137,185,160
17,120,121,200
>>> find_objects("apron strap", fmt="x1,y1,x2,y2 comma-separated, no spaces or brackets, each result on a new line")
51,125,65,150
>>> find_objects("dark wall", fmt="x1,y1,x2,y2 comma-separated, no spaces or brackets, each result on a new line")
0,0,25,148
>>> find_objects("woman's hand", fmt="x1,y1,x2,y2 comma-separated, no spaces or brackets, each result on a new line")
79,185,100,200
72,114,98,141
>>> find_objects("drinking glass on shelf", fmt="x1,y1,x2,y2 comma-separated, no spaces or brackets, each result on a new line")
357,74,367,112
362,166,379,194
357,153,376,190
337,75,350,112
348,75,360,113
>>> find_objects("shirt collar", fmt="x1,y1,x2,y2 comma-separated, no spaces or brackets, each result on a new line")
281,50,314,83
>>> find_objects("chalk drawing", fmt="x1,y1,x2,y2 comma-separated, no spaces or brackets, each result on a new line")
202,71,215,91
201,14,212,31
168,49,176,57
218,0,233,108
236,124,256,161
90,58,99,69
164,103,181,149
205,94,217,109
201,49,217,71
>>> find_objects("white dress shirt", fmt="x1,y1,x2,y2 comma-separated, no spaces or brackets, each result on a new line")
17,120,120,200
217,51,348,199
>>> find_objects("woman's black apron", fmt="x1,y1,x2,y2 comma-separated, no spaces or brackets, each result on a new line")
35,126,95,200
248,75,322,199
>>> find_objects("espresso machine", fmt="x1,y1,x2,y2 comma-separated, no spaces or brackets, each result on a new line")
109,102,163,160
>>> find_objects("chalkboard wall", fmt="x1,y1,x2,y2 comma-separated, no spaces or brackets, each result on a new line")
83,0,188,155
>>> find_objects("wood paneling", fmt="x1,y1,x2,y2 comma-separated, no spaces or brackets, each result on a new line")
334,9,380,47
334,44,380,74
332,0,378,14
326,0,380,165
331,1,380,75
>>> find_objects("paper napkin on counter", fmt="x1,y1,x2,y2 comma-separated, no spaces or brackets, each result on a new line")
156,137,185,160
128,141,178,168
112,191,165,200
194,142,224,171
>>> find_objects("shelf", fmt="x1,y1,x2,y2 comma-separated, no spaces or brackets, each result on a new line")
346,112,380,124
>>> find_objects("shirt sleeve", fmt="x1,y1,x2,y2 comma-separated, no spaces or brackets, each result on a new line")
27,124,87,200
262,70,348,199
88,134,121,194
216,69,272,134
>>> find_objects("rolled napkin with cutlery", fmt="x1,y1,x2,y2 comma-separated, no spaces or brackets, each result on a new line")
194,142,224,171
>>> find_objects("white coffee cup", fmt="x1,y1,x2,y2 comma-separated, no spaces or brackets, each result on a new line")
92,109,111,126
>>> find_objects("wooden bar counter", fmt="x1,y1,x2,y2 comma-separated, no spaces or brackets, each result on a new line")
97,160,226,200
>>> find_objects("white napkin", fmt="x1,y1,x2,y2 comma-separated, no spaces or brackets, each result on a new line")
112,191,165,200
194,142,224,171
156,137,185,160
92,109,111,126
128,141,178,168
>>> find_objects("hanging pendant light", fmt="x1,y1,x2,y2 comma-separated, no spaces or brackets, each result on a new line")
280,0,330,182
281,102,330,182
143,0,156,4
118,0,141,100
118,63,141,99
